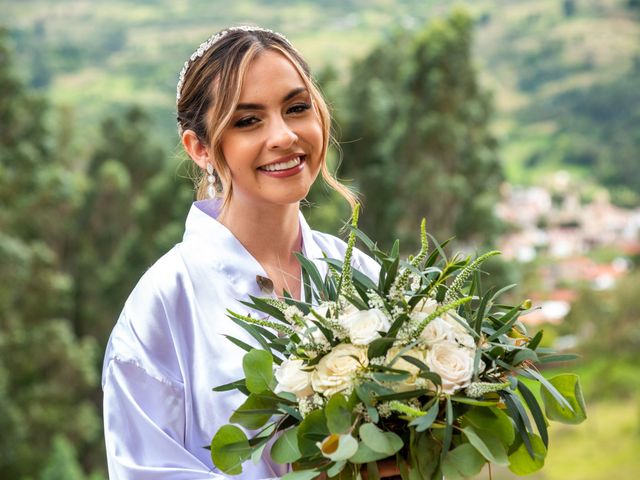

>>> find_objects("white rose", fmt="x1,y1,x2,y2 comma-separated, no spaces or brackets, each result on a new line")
311,343,368,397
426,341,474,395
419,316,454,345
418,313,476,350
274,358,313,398
445,313,476,349
341,308,390,345
386,346,433,392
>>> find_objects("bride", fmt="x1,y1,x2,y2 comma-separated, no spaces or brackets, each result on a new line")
102,26,399,479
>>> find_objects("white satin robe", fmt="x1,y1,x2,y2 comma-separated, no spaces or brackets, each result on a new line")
102,199,379,479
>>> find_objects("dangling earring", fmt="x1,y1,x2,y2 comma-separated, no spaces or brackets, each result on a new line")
206,163,217,199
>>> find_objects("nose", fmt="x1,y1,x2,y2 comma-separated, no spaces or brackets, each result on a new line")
266,116,298,150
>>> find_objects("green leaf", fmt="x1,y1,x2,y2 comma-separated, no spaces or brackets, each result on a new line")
271,427,302,464
281,470,320,480
410,430,440,479
408,399,439,432
243,349,274,394
450,396,499,407
326,394,352,434
463,407,515,447
367,337,396,359
210,425,251,475
222,334,256,354
327,460,347,478
517,380,549,447
230,394,277,430
348,441,390,463
541,373,587,424
440,396,453,463
442,443,486,480
359,423,403,455
212,378,248,394
508,433,547,475
487,304,522,341
366,461,381,480
523,367,573,412
295,252,327,298
512,348,539,365
297,409,329,456
461,425,509,466
501,391,534,458
228,316,273,353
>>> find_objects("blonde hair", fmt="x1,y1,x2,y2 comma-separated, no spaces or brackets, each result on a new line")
176,27,357,210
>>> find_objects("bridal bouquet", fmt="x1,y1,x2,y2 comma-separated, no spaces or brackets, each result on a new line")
210,206,586,480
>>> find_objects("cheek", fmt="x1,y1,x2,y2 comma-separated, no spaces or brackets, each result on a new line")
305,118,324,158
221,133,259,172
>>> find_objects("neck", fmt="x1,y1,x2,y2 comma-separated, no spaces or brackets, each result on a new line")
217,198,302,267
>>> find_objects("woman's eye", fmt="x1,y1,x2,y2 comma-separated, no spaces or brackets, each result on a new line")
234,116,259,128
287,103,311,114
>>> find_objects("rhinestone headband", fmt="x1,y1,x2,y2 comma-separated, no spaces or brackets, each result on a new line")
176,25,289,103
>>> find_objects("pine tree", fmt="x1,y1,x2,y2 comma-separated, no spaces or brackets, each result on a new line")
0,28,102,479
338,10,503,250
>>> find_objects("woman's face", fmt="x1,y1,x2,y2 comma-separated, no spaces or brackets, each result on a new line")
219,50,323,209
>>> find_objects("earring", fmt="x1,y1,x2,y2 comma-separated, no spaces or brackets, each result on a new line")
206,163,216,199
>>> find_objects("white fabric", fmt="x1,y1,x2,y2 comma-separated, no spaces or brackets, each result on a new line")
102,199,379,479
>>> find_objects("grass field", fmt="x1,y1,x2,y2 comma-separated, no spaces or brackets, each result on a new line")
475,396,640,479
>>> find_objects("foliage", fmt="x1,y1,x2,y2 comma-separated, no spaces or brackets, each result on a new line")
0,28,190,478
210,207,585,478
337,10,503,250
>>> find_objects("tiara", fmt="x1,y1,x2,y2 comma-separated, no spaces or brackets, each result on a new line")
175,26,289,103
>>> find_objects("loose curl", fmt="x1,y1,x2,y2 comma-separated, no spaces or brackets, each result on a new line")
176,27,357,210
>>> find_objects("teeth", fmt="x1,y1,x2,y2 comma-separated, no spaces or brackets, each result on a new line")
262,156,301,172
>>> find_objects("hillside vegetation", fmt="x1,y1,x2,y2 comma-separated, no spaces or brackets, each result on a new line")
4,0,640,203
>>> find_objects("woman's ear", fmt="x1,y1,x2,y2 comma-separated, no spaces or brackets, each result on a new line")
182,130,210,170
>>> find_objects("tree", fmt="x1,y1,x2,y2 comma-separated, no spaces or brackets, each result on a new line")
0,28,102,479
337,10,503,250
69,106,193,341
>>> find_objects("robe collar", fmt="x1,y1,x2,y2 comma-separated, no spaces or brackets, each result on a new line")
181,199,326,297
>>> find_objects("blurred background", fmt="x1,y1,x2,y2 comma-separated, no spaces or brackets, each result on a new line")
1,0,639,479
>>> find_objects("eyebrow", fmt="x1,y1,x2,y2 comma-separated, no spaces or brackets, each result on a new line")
235,87,308,111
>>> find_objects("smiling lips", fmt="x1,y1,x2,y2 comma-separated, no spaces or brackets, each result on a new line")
258,154,306,178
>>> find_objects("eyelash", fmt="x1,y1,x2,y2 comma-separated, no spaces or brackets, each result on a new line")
233,103,312,128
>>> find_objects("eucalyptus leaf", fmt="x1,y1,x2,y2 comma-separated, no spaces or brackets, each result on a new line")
442,443,486,480
281,470,321,480
326,394,352,434
210,425,251,475
359,423,403,455
230,394,277,430
541,373,587,424
461,425,509,466
462,407,515,446
297,409,329,456
243,349,274,394
271,427,302,464
348,441,391,463
408,399,439,432
508,433,546,475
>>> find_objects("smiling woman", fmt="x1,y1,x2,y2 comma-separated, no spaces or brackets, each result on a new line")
101,26,384,479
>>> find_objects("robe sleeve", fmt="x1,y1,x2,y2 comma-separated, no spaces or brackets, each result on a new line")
103,358,218,479
103,359,280,479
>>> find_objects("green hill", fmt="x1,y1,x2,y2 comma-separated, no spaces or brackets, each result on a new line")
4,0,639,203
